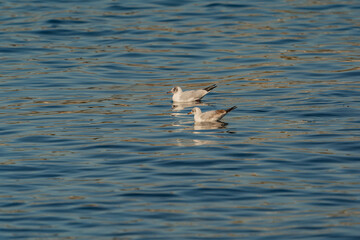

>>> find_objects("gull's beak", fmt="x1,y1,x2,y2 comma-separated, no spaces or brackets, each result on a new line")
187,111,192,115
167,91,172,94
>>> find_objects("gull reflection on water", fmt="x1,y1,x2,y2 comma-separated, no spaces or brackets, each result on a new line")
187,122,230,145
193,121,228,130
173,138,219,146
171,101,209,112
168,120,231,146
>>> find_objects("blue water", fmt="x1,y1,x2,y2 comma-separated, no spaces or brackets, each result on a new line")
1,0,360,239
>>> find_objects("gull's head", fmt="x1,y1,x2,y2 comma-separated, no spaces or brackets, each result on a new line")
188,107,201,115
167,86,181,94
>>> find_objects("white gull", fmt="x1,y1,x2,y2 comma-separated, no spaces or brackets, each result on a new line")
167,84,217,102
188,106,237,123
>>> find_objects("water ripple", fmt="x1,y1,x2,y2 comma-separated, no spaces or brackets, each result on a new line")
0,0,359,239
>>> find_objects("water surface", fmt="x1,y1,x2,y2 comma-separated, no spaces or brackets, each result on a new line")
1,0,360,239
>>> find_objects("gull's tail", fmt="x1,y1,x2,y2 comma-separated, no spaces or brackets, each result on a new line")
203,84,217,92
226,106,237,113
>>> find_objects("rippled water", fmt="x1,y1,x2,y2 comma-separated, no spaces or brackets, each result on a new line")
1,0,360,239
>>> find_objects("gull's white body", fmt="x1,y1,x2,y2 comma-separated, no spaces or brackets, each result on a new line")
168,84,217,102
188,106,237,123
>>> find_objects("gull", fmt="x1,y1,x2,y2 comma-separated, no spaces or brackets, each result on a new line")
188,106,237,122
167,84,217,102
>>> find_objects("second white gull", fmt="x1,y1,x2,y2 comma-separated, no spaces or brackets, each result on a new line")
188,106,237,123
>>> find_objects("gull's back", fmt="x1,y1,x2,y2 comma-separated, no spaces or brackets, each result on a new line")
201,110,226,122
174,89,207,102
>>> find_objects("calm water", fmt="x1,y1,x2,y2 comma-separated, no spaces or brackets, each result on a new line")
1,0,360,239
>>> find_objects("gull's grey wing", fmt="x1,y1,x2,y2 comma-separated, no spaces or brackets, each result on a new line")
201,109,226,121
179,89,208,101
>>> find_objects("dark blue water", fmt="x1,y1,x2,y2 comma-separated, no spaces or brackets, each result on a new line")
1,0,360,239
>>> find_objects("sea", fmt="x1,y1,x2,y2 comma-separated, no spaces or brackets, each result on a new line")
0,0,359,239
